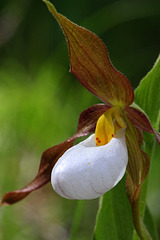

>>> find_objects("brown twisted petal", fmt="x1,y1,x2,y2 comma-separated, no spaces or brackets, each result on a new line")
125,106,160,144
1,104,108,205
125,118,150,204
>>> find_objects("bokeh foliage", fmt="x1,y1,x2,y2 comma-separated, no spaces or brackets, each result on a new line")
0,0,160,239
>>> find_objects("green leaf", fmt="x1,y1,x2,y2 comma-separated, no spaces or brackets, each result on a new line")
93,177,133,240
133,55,160,239
135,54,160,131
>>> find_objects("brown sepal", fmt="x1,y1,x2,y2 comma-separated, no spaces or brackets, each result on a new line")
43,0,134,107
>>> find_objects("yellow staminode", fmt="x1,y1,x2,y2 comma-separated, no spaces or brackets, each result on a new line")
95,107,126,146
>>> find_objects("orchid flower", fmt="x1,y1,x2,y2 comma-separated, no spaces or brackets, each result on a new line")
1,1,160,239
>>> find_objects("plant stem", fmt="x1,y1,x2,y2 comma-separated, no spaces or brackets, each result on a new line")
70,200,84,240
132,195,152,240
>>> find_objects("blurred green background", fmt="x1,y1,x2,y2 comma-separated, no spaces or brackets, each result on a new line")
0,0,160,239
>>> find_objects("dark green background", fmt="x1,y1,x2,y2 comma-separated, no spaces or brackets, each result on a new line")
0,0,160,239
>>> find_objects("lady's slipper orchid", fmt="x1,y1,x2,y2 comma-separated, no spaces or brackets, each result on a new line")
1,1,160,239
51,105,128,199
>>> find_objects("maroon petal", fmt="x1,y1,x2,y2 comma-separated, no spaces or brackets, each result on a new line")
77,103,110,135
1,104,108,205
125,106,160,144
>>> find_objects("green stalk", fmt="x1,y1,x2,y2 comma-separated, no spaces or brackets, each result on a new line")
132,194,152,240
70,200,84,240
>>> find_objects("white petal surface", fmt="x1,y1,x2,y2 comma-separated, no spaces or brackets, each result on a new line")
51,130,128,199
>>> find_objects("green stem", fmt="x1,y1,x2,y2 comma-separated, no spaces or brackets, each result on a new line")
70,200,84,240
132,195,152,240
